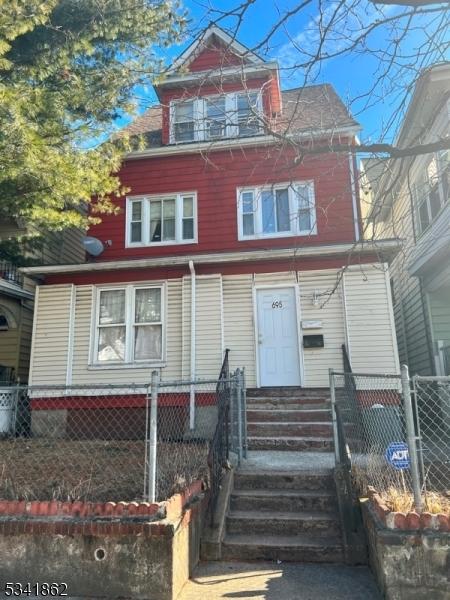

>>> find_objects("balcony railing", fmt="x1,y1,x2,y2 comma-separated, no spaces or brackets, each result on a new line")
0,261,23,288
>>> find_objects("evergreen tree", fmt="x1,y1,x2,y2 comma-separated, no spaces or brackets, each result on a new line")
0,0,185,260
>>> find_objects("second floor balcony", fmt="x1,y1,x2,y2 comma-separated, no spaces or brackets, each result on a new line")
0,261,24,289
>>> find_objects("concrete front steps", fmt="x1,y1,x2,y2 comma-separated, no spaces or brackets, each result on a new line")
246,387,334,452
222,468,343,563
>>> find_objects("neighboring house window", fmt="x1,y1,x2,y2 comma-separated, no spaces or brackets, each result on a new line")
237,181,316,240
415,151,449,236
94,285,164,364
126,193,197,247
170,91,263,143
0,315,9,331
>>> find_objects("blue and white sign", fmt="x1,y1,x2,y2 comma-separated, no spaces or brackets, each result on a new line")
385,442,410,470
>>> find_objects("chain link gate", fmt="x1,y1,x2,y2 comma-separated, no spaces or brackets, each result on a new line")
330,366,450,513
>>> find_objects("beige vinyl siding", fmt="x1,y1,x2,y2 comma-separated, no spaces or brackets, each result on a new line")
17,303,33,382
298,269,346,387
195,276,223,379
71,285,94,383
343,265,399,374
164,278,183,380
223,274,256,386
379,173,434,376
182,275,223,380
29,265,400,388
29,285,73,385
254,272,297,285
31,280,184,386
181,276,192,380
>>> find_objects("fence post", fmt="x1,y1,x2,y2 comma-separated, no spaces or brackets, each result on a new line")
329,369,341,464
236,369,243,465
148,370,159,503
401,364,423,512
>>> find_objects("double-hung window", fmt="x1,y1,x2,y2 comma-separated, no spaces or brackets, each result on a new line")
126,193,197,247
205,96,227,140
236,92,261,137
170,91,263,143
173,100,195,143
237,181,316,240
94,286,164,365
415,151,449,236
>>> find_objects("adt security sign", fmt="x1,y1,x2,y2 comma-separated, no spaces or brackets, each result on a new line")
385,442,410,470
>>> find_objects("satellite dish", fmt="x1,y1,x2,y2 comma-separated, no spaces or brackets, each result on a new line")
82,236,105,257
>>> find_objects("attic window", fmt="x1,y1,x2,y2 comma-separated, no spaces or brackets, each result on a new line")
0,315,8,331
173,101,195,142
237,92,260,137
170,91,263,143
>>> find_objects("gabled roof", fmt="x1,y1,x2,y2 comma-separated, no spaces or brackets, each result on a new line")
120,83,359,149
169,25,262,73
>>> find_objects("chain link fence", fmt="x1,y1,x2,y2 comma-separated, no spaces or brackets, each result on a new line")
0,368,246,506
413,376,450,500
331,368,450,514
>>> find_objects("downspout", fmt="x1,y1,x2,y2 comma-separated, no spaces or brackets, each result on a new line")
189,260,196,429
348,152,361,242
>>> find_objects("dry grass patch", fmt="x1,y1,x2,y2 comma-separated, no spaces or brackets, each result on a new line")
0,438,209,502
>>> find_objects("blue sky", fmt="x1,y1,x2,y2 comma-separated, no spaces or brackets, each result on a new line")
124,0,449,145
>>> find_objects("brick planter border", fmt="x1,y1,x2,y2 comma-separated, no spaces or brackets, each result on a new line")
0,480,204,536
367,486,449,532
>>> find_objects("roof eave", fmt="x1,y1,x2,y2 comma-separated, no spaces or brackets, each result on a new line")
21,239,402,278
124,125,361,160
155,61,280,92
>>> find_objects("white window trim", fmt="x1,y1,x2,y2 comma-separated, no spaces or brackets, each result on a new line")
90,283,166,367
236,181,317,241
125,192,198,248
169,91,263,144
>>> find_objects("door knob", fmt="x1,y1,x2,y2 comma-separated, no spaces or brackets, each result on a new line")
258,334,263,345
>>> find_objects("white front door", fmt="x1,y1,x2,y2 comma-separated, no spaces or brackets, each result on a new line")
256,287,301,387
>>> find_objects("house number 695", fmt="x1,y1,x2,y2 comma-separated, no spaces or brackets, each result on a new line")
272,301,283,308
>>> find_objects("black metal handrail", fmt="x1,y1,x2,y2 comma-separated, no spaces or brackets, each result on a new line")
209,349,231,522
335,347,360,534
216,348,230,391
0,261,23,288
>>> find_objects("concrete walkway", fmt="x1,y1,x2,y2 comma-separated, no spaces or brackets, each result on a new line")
179,561,381,600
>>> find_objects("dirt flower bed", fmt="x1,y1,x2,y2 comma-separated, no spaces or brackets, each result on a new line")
0,438,209,502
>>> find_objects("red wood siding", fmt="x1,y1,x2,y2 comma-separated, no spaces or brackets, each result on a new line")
87,145,357,262
187,41,245,72
44,255,380,286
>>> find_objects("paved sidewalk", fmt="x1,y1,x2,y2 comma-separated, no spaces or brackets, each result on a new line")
179,561,381,600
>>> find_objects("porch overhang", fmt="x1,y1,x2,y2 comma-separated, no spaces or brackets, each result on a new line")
0,279,34,300
21,239,402,279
